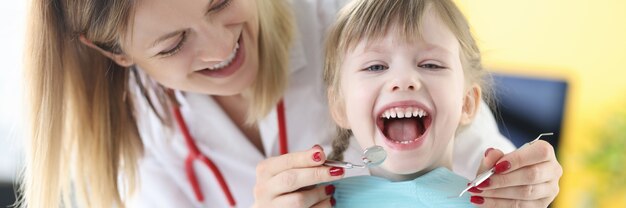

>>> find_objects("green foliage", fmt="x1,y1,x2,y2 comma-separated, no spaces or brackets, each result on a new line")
586,110,626,193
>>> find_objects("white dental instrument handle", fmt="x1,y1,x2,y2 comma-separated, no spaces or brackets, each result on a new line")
323,160,365,169
471,167,495,187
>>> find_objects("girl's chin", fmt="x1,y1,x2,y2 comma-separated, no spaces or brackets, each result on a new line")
374,161,431,181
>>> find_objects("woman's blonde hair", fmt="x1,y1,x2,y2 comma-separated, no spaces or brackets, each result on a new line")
22,0,293,207
323,0,490,160
247,0,294,123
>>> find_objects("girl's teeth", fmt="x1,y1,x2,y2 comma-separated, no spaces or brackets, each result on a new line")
405,107,413,118
380,107,429,119
392,139,416,144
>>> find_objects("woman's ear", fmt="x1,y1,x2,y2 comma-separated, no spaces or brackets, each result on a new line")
460,84,482,125
328,88,350,129
79,35,134,67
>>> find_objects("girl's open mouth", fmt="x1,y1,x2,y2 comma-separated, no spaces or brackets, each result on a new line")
376,106,432,150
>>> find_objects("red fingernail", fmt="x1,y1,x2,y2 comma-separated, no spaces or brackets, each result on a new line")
329,167,344,176
330,196,336,206
313,152,322,162
470,196,484,204
494,160,511,174
484,147,494,157
476,178,490,188
468,187,483,193
325,185,335,195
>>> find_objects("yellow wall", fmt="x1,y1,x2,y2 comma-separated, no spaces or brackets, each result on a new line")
453,0,626,207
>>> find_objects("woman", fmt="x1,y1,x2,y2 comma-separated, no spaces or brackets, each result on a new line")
22,0,562,207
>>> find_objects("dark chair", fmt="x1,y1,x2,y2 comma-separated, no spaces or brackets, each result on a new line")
0,182,17,207
491,73,568,154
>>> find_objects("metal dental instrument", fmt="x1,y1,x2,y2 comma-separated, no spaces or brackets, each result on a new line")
454,132,554,198
324,145,387,169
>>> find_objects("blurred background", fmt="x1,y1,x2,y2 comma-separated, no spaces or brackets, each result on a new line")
0,0,26,207
1,0,625,207
455,0,626,207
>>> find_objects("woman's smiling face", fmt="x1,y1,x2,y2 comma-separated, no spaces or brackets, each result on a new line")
122,0,260,95
332,9,473,179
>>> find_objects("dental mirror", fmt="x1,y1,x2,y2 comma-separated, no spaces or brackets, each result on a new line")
361,145,386,167
324,145,387,169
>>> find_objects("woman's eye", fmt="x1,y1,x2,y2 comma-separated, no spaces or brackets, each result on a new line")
157,32,187,57
419,63,445,70
364,64,389,72
208,0,232,13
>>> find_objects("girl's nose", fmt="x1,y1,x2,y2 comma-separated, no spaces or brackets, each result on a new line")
392,83,416,91
390,72,421,92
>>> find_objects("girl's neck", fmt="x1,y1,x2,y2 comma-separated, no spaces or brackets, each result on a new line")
213,94,264,155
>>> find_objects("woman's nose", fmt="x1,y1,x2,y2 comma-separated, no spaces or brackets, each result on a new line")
196,26,236,63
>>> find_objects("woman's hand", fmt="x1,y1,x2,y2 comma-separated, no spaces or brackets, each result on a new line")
470,140,563,208
252,145,343,208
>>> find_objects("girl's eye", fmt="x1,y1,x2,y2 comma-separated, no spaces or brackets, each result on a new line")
364,64,389,72
208,0,232,13
419,63,445,70
157,31,187,57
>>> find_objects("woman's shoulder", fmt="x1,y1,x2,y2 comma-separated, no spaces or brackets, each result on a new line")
287,0,351,74
291,0,350,30
127,71,185,157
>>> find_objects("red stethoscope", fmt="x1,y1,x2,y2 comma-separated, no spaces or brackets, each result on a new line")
172,98,289,207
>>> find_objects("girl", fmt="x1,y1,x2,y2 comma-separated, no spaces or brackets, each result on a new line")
322,0,560,207
22,0,561,207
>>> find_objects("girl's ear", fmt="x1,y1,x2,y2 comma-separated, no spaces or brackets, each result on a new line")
79,35,134,67
460,84,482,125
328,88,350,129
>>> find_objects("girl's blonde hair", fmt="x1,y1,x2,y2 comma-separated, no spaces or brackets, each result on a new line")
323,0,490,160
22,0,293,207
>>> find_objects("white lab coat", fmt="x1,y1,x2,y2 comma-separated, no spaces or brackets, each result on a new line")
127,0,515,207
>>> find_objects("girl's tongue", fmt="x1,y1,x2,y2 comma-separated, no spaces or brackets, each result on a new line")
384,118,424,142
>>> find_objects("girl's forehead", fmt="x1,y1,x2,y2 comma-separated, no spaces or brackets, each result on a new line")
346,25,459,58
341,9,459,55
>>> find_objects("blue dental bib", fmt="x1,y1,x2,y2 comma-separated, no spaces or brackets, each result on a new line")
332,167,475,208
